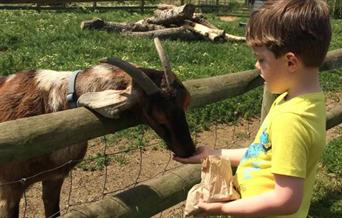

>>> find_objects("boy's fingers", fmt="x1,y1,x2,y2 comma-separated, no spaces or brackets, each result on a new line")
172,155,199,164
195,199,210,216
172,145,210,164
197,198,223,215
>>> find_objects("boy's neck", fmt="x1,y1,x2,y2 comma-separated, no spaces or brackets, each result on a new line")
285,68,321,101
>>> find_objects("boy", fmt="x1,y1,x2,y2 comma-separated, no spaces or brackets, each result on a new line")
173,0,331,217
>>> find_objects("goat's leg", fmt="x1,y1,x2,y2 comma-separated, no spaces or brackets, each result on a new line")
0,187,23,218
42,177,65,218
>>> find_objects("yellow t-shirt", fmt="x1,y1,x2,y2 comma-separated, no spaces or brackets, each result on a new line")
235,92,326,218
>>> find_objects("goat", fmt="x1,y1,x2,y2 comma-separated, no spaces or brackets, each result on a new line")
0,38,195,218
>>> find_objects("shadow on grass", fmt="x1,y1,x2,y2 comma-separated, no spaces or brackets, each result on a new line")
309,188,342,217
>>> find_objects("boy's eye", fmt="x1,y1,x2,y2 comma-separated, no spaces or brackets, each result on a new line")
258,59,264,63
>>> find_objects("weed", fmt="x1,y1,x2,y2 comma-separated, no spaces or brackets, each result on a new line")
322,136,342,175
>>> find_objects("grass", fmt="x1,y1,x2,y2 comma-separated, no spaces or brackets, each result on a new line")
309,135,342,217
322,133,342,175
1,7,341,152
1,10,341,130
77,152,128,171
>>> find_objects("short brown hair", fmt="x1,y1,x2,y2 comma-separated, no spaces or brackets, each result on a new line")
246,0,331,67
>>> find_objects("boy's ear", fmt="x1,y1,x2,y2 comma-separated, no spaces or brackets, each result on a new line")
285,52,300,72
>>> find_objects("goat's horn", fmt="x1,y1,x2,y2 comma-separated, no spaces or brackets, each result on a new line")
154,37,173,90
102,56,161,95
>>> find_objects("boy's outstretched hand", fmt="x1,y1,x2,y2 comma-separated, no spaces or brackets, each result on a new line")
172,146,215,164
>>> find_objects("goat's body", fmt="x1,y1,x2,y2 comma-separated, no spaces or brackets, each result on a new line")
0,64,131,217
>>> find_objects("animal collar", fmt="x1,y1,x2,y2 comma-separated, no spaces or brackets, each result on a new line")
67,70,81,108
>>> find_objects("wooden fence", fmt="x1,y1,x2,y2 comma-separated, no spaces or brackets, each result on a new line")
0,49,341,217
332,0,342,18
0,0,235,11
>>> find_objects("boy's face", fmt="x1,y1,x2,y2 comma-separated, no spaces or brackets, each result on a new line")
253,46,293,94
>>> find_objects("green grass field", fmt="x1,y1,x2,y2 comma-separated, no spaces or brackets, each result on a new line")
0,8,341,217
1,10,341,127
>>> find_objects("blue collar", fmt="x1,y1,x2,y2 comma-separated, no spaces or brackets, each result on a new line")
67,70,81,108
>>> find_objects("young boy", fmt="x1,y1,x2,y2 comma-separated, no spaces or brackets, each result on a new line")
174,0,331,217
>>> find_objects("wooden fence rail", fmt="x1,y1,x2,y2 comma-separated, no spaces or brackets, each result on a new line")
0,48,342,167
62,164,202,218
0,0,152,4
0,0,122,3
0,0,151,11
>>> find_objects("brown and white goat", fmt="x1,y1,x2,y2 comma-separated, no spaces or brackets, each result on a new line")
0,38,195,217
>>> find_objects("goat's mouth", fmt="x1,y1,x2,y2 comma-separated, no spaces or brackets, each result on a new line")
171,145,195,158
159,124,195,158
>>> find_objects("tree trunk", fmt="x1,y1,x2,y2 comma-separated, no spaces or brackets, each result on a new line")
192,14,220,30
81,18,165,32
146,4,195,26
184,20,225,42
225,33,246,42
124,26,200,41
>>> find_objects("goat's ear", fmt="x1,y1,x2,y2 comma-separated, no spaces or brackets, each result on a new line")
77,87,139,119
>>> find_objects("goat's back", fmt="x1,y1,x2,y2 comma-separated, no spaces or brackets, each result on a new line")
0,70,86,183
0,71,50,122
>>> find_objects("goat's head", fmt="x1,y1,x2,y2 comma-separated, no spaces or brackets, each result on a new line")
78,38,195,158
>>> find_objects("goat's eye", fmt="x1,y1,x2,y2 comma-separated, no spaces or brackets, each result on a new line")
152,105,168,123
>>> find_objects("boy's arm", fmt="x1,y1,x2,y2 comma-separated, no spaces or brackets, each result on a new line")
215,148,247,166
173,146,247,167
197,174,304,217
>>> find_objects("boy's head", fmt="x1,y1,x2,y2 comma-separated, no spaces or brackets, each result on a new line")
246,0,331,68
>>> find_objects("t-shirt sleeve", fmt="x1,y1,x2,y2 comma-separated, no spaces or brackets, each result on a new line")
270,113,310,178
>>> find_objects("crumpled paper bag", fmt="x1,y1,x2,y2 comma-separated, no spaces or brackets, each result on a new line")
184,155,240,217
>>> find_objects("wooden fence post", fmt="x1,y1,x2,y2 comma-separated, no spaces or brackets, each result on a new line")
332,0,342,17
260,86,276,122
140,0,145,12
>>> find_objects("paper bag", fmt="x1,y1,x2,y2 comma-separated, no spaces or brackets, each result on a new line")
184,155,240,217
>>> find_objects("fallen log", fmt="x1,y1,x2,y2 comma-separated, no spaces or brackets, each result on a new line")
146,4,195,26
124,26,201,41
80,4,245,43
184,20,225,42
192,13,220,30
191,15,246,42
80,18,165,32
81,18,106,30
225,33,246,42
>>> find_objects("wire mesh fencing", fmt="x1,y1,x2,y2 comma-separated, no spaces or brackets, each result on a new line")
14,118,259,218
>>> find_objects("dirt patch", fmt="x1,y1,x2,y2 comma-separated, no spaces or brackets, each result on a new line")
326,91,342,140
18,91,342,217
219,16,238,22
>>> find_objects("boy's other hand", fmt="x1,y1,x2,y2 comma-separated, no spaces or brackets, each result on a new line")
195,198,224,216
172,146,214,164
